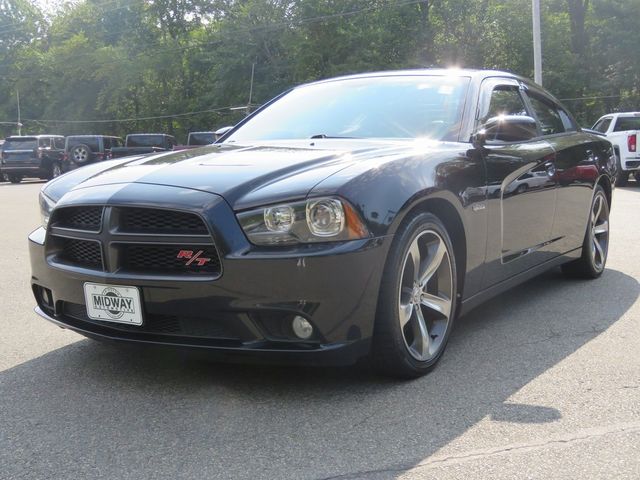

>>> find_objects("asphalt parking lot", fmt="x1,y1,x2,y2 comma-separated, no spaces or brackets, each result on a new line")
1,179,639,480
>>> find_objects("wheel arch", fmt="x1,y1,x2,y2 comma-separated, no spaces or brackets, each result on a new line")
394,195,468,301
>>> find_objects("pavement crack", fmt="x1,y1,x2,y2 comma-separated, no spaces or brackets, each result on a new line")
315,421,640,479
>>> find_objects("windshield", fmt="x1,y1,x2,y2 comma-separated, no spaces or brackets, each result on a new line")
225,75,470,143
189,132,215,145
4,138,38,150
613,116,640,132
127,135,166,147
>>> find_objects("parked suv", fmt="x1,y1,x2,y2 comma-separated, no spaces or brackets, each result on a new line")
65,135,124,169
111,133,176,158
0,135,65,183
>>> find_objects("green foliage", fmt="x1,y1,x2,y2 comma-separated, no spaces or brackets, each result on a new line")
1,0,639,140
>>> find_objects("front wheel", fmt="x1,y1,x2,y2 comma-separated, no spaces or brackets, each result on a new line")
561,185,610,279
8,174,22,184
372,212,457,378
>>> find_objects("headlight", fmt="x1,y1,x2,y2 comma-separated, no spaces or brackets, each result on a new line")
39,190,57,228
237,197,369,245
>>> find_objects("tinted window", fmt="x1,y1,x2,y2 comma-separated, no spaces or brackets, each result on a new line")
4,138,37,150
527,94,565,135
613,116,640,132
54,137,65,149
225,76,471,142
480,86,529,123
592,118,612,133
127,135,166,147
66,136,100,151
39,138,52,148
189,132,215,145
103,137,111,149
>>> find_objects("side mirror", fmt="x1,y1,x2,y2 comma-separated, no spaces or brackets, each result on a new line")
214,126,234,141
475,115,538,145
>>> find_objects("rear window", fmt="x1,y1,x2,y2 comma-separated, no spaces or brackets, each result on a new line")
66,137,100,151
189,132,215,145
613,116,640,132
127,135,165,147
4,138,37,150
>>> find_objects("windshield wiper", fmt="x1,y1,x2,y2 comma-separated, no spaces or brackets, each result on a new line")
309,134,358,139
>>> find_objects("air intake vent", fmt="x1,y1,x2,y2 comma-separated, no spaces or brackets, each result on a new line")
59,238,103,270
54,206,103,231
122,244,221,276
118,208,208,235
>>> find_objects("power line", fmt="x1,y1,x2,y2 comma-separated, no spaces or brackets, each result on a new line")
21,104,241,124
559,94,622,102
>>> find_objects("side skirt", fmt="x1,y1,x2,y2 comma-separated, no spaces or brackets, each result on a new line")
459,247,582,317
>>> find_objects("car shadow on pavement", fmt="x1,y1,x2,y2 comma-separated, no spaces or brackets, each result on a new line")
1,268,638,479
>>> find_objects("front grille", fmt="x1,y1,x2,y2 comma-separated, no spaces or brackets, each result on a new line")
121,244,221,276
54,206,103,231
59,238,103,269
118,207,208,235
47,205,222,277
62,302,236,339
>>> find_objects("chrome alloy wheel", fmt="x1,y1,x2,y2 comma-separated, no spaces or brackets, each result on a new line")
398,230,453,362
72,146,89,163
590,192,609,272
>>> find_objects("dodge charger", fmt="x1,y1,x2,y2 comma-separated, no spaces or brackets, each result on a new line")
29,69,615,377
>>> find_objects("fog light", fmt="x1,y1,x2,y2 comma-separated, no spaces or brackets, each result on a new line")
292,315,313,339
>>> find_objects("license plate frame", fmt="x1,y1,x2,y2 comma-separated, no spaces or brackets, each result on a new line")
83,283,143,326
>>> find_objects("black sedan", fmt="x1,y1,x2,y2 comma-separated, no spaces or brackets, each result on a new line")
29,69,615,377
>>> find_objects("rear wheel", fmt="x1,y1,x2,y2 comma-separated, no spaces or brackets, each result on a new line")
614,150,628,187
8,174,22,184
372,212,457,378
561,185,609,278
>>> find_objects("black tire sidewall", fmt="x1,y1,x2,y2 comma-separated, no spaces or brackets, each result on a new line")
373,212,458,377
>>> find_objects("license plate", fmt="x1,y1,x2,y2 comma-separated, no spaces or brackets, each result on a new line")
83,283,143,326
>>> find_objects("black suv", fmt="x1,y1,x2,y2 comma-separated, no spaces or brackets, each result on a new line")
0,135,65,183
65,135,124,168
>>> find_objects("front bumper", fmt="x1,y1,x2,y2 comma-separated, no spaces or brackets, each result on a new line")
29,186,392,366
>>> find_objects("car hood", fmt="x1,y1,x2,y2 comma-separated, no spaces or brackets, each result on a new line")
52,140,456,210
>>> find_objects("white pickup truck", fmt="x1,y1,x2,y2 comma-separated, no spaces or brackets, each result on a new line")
592,112,640,186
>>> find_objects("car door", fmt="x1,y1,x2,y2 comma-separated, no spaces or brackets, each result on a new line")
478,79,558,287
524,88,604,255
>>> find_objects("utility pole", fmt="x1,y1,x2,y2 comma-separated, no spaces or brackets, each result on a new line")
532,0,542,85
247,62,255,115
16,89,22,135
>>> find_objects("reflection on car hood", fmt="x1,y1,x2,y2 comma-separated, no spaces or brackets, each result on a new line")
56,139,456,209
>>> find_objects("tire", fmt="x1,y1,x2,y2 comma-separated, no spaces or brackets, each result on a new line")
69,144,93,165
561,185,610,279
8,174,22,184
372,212,458,378
614,150,628,187
49,162,62,180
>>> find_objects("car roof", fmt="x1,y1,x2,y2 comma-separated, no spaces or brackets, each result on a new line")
6,135,64,139
301,68,527,87
127,133,173,136
66,135,121,138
